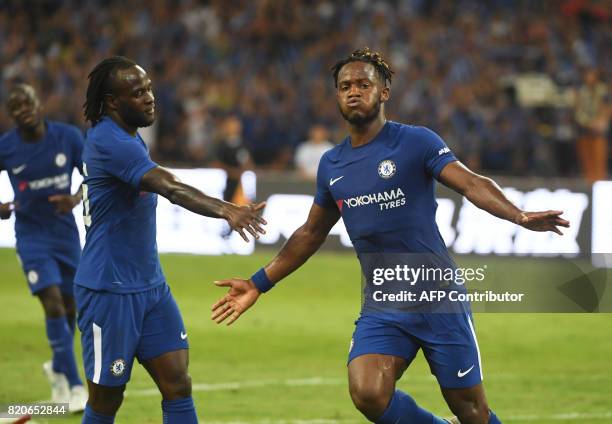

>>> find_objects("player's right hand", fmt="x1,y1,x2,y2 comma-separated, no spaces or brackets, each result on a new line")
224,202,267,242
0,202,15,220
211,278,260,325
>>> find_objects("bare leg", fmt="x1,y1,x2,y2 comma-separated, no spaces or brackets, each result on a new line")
85,380,125,415
441,383,490,424
348,354,407,421
141,349,192,400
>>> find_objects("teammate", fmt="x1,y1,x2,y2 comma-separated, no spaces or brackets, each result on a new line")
0,84,87,411
76,56,266,424
211,48,570,424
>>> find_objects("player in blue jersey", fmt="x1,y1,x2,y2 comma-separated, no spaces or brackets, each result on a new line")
76,56,266,424
0,84,88,411
212,48,570,424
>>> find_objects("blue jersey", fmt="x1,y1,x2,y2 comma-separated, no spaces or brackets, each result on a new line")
315,121,456,255
75,116,164,293
0,120,83,263
315,122,461,312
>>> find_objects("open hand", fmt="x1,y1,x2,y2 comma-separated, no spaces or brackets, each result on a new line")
516,210,570,235
48,194,79,214
211,278,261,325
225,202,267,242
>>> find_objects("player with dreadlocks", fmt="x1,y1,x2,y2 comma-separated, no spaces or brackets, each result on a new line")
212,48,570,423
75,56,267,424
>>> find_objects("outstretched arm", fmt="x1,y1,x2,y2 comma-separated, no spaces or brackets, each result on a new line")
438,161,570,234
140,166,266,241
211,203,341,325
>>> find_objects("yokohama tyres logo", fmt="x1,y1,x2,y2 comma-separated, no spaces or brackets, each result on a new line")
341,188,406,211
19,173,70,192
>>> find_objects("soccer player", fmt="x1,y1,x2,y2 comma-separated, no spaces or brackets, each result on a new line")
211,48,570,424
76,56,266,424
0,84,87,411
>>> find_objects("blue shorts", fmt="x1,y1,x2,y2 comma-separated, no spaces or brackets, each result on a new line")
348,312,483,389
16,248,78,296
76,283,188,387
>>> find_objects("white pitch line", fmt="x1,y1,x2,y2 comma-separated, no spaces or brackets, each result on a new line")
127,372,611,397
127,377,346,397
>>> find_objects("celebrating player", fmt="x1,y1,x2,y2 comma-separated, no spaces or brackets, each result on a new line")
76,56,266,424
211,48,570,424
0,84,87,411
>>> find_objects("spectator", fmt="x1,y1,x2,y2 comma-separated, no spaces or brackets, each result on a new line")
295,124,334,180
574,68,610,182
211,115,253,204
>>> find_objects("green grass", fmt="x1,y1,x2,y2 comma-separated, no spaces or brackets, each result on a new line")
0,248,611,423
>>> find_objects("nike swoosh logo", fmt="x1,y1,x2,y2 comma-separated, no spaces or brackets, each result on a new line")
180,332,188,340
330,176,344,186
12,165,26,174
457,365,475,378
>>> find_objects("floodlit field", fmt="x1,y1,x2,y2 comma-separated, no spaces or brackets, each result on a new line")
0,248,611,423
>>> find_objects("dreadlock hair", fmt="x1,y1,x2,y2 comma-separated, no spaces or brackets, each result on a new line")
331,47,394,88
84,56,137,126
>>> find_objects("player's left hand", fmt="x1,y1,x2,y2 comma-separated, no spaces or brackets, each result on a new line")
48,194,80,214
516,210,570,235
211,278,261,325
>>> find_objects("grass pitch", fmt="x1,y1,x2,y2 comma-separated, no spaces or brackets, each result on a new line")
0,248,611,423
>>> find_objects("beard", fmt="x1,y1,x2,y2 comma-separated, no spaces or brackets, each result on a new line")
118,102,155,128
338,97,382,126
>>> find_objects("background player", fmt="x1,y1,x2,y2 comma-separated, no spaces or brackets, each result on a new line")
211,48,570,424
0,84,87,411
76,56,266,424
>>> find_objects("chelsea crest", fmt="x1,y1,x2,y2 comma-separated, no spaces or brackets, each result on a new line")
378,160,396,179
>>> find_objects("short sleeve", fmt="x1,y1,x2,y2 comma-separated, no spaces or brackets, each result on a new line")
100,135,158,189
420,127,457,178
313,153,336,209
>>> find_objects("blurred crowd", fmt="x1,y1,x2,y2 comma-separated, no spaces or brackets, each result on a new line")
0,0,610,180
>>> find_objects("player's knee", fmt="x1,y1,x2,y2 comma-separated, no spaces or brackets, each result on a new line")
159,370,192,400
39,297,65,318
349,381,391,420
37,287,65,318
454,401,490,424
88,386,124,415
